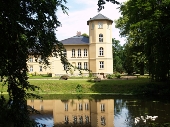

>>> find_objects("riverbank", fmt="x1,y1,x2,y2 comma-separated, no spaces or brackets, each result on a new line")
1,78,170,96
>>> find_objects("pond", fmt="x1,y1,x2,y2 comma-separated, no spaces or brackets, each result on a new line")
28,95,170,127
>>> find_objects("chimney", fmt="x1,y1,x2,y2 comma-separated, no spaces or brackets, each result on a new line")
77,31,81,36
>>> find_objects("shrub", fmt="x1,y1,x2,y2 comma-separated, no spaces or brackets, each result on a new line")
115,73,121,78
106,74,114,79
60,75,69,80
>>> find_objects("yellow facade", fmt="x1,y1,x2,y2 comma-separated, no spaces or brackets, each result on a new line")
27,14,113,77
27,99,114,127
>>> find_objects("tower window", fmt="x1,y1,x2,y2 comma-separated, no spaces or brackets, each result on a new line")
99,34,103,42
99,61,104,69
98,22,103,28
99,47,104,56
92,23,94,29
72,49,75,57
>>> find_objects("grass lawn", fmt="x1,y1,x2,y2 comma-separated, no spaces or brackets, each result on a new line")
1,78,170,95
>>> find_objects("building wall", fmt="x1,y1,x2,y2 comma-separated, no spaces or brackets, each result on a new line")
88,20,113,75
27,17,113,77
27,99,114,127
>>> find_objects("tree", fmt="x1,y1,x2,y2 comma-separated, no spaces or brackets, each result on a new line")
115,0,170,81
0,0,69,126
81,33,89,38
112,38,124,73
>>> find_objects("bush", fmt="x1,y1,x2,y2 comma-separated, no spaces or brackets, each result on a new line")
60,75,69,80
106,74,114,79
115,73,121,78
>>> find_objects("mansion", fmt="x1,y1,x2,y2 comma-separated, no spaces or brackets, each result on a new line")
27,14,113,77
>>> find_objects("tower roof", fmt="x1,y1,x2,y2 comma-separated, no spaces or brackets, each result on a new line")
87,13,113,25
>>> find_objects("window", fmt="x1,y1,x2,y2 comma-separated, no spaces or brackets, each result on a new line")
100,104,105,112
79,103,83,111
63,49,67,57
99,34,103,42
78,62,81,69
85,116,89,124
101,116,106,126
65,116,69,124
99,61,104,69
65,103,68,111
63,64,68,70
39,66,42,71
84,49,87,57
107,23,109,29
29,66,33,72
98,22,103,28
72,49,75,57
92,23,94,29
79,116,83,124
99,47,104,56
84,62,88,69
85,103,89,110
38,57,42,62
78,49,81,57
29,57,33,62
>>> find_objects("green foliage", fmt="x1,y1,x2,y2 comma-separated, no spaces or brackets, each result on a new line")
0,0,68,126
112,38,125,73
106,74,114,79
115,0,170,81
81,33,89,38
75,84,83,93
115,73,121,78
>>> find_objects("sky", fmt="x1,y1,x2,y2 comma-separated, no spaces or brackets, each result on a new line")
55,0,127,46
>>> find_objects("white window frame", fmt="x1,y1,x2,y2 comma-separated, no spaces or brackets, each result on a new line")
84,62,88,69
39,66,42,72
99,47,104,56
29,66,33,72
99,34,103,42
99,61,104,69
100,104,105,112
84,49,87,57
78,62,81,69
85,103,89,110
72,49,75,57
29,57,33,62
98,22,103,28
79,103,83,111
92,23,94,29
63,49,67,57
78,49,81,57
65,103,68,111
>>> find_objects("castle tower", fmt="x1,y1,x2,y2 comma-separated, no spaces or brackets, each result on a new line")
87,14,113,76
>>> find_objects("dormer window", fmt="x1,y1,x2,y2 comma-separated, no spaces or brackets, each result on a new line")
99,34,103,42
98,22,103,28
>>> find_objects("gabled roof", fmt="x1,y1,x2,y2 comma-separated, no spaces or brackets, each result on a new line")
60,35,89,45
87,13,113,25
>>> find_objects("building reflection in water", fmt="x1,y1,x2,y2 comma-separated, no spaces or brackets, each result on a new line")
27,99,114,127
